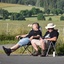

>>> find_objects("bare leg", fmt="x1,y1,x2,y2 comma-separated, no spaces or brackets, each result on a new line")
31,42,38,51
31,40,40,56
39,39,46,56
40,39,46,50
10,43,20,52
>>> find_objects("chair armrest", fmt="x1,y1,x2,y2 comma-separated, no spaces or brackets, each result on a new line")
18,36,23,39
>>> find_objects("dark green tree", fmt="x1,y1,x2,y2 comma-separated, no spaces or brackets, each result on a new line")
48,17,52,21
31,7,43,15
0,9,9,19
20,10,33,17
51,9,59,15
10,13,25,20
57,0,64,10
37,13,45,20
60,16,64,21
45,9,50,14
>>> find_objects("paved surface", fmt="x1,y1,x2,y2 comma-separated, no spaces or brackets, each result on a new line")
0,54,64,64
0,44,15,50
0,44,64,64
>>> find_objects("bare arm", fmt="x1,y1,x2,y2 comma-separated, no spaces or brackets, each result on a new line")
33,35,40,39
45,37,57,41
15,34,28,39
29,35,40,41
21,34,28,37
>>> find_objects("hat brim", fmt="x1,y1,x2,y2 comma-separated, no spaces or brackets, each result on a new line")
45,25,56,29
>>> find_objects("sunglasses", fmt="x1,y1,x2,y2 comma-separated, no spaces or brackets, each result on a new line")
48,28,52,30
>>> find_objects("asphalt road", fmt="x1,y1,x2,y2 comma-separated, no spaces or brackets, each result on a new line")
0,54,64,64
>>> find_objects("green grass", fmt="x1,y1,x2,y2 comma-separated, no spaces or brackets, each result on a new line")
0,40,17,45
0,3,64,54
0,15,64,45
0,15,64,35
0,50,4,54
0,3,64,44
0,3,44,12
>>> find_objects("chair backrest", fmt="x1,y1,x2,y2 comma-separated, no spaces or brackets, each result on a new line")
46,29,59,56
55,29,59,39
50,29,59,46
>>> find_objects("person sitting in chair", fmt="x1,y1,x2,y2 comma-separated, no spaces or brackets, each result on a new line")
2,22,42,56
31,23,59,57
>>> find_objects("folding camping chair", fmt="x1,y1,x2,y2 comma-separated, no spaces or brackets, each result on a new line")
19,37,33,55
46,41,57,56
21,42,33,54
18,26,42,55
46,30,59,56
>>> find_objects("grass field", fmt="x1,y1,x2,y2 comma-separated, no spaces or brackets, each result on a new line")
0,18,64,53
0,16,64,35
0,3,64,45
0,3,64,54
0,3,44,12
0,3,64,35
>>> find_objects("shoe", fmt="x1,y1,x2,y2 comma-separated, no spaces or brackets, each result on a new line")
2,46,11,56
40,54,46,57
32,51,40,56
40,50,46,57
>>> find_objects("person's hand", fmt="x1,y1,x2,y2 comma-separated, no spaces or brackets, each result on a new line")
44,38,49,41
15,35,20,39
39,37,43,40
37,35,40,37
44,39,47,40
30,36,33,40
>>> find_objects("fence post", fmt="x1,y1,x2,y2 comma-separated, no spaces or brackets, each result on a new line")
62,28,64,41
6,23,9,34
63,28,64,36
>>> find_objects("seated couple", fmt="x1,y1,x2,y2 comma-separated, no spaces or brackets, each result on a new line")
2,22,59,57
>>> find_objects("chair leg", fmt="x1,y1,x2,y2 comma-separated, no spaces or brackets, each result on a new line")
46,43,51,56
46,42,57,57
22,45,32,54
27,48,32,54
52,44,57,55
22,46,29,54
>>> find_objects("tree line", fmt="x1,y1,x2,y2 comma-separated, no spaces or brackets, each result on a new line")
0,7,43,20
0,0,64,11
44,0,64,11
0,7,64,21
0,0,37,6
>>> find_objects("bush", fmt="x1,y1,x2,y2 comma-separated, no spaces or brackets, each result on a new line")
37,13,46,20
17,14,26,20
57,9,63,15
0,34,15,41
51,9,59,15
51,9,63,15
48,17,52,21
0,29,29,41
20,10,32,17
31,7,43,15
0,16,3,19
56,43,64,55
10,13,25,20
31,7,38,15
60,16,64,21
0,9,9,19
45,9,50,14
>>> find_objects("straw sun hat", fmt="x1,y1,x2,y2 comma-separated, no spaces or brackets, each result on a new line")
45,23,56,29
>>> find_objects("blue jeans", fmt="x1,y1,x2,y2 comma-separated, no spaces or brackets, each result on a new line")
17,38,30,46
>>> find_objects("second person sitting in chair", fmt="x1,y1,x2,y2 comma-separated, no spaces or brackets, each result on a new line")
31,23,59,57
2,22,42,56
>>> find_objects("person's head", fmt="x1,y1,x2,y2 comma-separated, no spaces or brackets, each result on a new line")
45,23,56,32
32,22,40,31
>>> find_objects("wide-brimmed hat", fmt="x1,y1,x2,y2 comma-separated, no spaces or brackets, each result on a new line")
45,23,56,29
